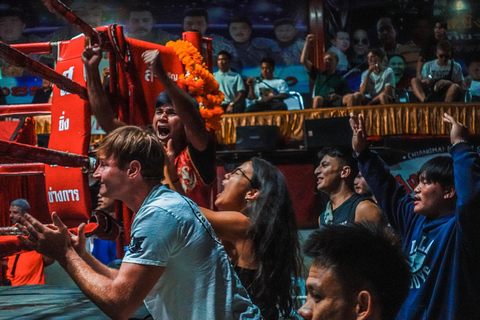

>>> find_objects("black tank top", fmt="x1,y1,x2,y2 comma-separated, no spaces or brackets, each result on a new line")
234,265,279,320
320,193,373,225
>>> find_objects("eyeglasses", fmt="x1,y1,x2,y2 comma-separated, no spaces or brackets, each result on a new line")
353,38,369,45
231,168,254,185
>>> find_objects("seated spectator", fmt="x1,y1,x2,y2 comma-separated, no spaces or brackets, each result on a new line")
213,50,246,113
342,49,395,107
298,223,411,320
327,30,350,72
301,34,350,108
388,54,411,90
245,57,290,112
32,79,53,104
273,18,305,66
411,40,464,103
465,54,480,101
125,4,177,45
417,19,447,77
2,199,53,286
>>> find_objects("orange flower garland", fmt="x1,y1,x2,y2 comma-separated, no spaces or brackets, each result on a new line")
166,40,225,131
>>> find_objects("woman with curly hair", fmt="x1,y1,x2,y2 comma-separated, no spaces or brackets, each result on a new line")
201,157,302,319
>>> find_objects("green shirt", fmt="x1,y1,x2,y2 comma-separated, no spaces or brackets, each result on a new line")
310,67,350,100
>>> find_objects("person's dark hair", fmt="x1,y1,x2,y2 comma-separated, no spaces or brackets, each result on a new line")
128,4,154,16
260,57,275,68
228,16,252,30
273,18,295,29
96,126,165,180
244,157,301,318
334,29,349,38
465,53,480,68
183,8,209,24
417,155,454,188
0,6,25,22
10,199,30,214
304,222,411,320
217,50,232,61
369,48,385,60
437,40,453,55
434,19,448,30
325,50,339,63
318,146,359,184
154,91,172,109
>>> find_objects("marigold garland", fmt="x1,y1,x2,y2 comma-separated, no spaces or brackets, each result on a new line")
166,40,225,131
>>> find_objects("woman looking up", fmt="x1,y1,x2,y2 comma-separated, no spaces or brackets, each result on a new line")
201,158,302,320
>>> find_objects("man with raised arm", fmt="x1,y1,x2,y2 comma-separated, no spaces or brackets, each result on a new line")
350,112,480,319
301,34,350,108
15,126,260,320
82,46,216,208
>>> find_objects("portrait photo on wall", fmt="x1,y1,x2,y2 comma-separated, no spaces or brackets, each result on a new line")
0,0,310,106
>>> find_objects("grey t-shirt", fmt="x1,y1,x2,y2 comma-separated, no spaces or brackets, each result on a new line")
123,185,260,319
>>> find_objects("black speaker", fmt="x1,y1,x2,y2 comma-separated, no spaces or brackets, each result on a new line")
236,125,280,151
304,117,352,150
37,133,50,148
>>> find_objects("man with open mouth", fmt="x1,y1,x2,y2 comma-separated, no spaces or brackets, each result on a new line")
83,44,216,209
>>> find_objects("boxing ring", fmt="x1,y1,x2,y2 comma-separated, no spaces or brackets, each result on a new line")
0,0,215,302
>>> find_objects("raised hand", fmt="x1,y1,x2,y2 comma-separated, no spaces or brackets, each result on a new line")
245,77,255,87
305,34,314,43
444,113,469,145
142,50,165,77
350,112,368,155
82,44,103,71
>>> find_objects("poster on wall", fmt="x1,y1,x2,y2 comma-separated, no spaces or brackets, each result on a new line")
322,0,480,92
0,0,310,103
149,0,311,93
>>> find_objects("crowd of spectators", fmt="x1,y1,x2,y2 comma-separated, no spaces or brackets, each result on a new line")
3,2,480,110
2,2,480,320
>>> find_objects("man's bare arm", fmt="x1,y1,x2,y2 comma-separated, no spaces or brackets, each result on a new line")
300,34,314,73
17,213,162,320
358,67,374,95
246,77,258,101
82,45,126,133
70,223,119,279
142,50,210,152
